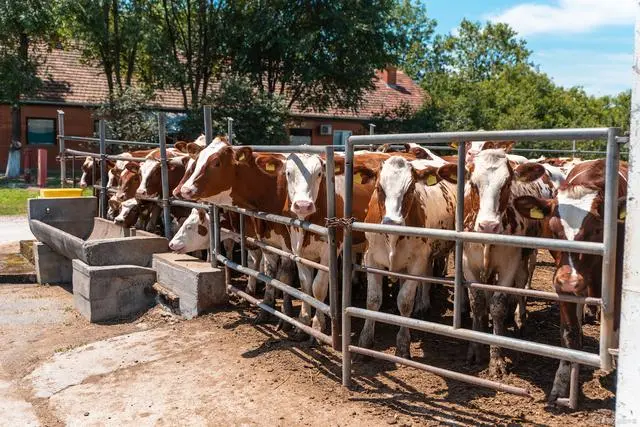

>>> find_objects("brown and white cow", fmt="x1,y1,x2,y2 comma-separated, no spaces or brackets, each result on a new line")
178,143,296,321
513,158,627,403
438,148,555,377
533,156,584,177
455,140,529,165
79,157,116,188
354,157,456,358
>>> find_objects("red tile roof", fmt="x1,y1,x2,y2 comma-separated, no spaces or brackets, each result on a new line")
24,47,426,120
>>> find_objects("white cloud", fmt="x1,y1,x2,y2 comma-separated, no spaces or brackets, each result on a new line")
487,0,636,36
533,49,633,95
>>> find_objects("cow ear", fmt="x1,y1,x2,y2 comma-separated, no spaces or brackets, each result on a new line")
515,162,546,182
513,196,553,220
174,141,188,153
413,165,441,186
449,141,459,149
124,162,139,172
254,154,284,175
436,163,459,184
494,141,515,152
234,147,253,164
353,165,377,185
409,146,432,159
186,142,203,159
618,196,627,221
333,157,345,175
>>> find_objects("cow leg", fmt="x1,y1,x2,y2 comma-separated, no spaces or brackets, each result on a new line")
413,261,433,320
223,239,235,261
514,249,536,337
357,253,384,350
549,301,582,404
276,258,295,333
245,249,262,296
488,258,520,378
396,279,419,359
255,252,279,324
296,263,314,326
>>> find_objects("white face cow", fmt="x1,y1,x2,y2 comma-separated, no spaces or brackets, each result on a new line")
107,157,132,188
169,208,210,254
113,198,140,228
283,154,323,218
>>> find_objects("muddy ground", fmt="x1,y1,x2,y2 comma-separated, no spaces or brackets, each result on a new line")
0,250,615,426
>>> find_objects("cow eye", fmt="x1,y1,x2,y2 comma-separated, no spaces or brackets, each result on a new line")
317,171,322,177
186,225,192,230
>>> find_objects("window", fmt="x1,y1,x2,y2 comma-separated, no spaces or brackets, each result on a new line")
332,130,352,146
289,128,312,145
27,118,56,145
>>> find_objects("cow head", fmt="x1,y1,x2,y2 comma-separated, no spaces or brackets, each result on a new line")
173,142,205,198
169,208,210,253
137,153,188,197
451,141,515,165
180,137,241,203
370,156,442,226
514,186,626,295
79,157,94,188
438,149,545,234
114,161,142,201
113,198,141,228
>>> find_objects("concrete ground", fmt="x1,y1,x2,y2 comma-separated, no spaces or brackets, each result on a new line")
0,216,34,243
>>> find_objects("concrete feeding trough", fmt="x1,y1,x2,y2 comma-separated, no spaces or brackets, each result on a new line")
153,252,227,319
28,197,169,322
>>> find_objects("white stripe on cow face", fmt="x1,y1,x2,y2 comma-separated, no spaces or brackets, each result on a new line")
285,154,323,218
470,149,510,231
181,137,228,195
379,156,413,225
556,186,598,277
137,159,159,196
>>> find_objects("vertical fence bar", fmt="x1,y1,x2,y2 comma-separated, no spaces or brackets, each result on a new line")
369,124,376,135
204,105,212,145
211,205,221,269
572,140,577,157
57,110,65,188
325,146,340,350
99,119,108,218
239,213,247,267
92,156,97,197
227,117,234,145
453,142,467,329
71,154,76,188
158,113,172,239
342,138,355,386
600,127,620,372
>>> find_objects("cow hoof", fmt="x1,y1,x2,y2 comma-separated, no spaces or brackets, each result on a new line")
488,358,508,378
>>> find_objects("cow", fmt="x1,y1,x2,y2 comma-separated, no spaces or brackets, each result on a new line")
79,157,116,188
168,207,263,294
178,143,297,323
533,156,584,177
455,140,529,165
351,157,456,358
437,148,556,377
513,158,628,403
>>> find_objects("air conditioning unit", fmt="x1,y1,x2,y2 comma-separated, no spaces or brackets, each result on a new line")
319,124,333,136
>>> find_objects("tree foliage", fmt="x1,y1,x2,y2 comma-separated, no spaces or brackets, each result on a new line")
94,87,157,142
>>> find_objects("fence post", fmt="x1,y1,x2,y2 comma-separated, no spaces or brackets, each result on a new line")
204,105,212,145
368,123,376,135
209,204,221,268
342,137,355,386
325,145,340,350
158,113,172,239
227,117,234,145
453,142,467,329
98,119,108,218
71,154,76,188
57,110,65,188
239,213,247,267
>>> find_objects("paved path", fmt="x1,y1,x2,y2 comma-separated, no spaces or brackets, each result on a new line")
0,216,33,243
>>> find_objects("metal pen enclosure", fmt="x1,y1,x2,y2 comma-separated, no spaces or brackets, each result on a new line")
341,127,622,409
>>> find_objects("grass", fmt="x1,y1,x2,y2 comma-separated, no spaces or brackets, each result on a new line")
0,188,40,216
0,187,93,216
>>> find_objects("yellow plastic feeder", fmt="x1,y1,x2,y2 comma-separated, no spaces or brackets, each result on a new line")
39,188,84,198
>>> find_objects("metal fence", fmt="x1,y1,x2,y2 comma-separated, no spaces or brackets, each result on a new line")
56,106,623,410
341,127,622,410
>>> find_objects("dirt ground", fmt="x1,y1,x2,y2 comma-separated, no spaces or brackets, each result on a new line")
0,248,615,427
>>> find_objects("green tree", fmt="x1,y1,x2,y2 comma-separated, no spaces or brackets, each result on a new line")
95,87,157,143
222,0,401,112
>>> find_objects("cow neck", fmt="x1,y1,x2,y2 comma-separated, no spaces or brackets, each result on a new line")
229,160,286,212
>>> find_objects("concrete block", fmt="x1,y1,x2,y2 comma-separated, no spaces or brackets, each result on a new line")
72,259,156,323
153,253,227,319
34,242,72,284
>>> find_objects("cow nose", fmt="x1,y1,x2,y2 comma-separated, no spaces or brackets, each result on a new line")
137,188,147,196
114,217,124,225
79,181,87,188
181,186,195,199
477,221,501,234
293,200,315,215
172,187,183,198
555,271,585,295
382,216,403,226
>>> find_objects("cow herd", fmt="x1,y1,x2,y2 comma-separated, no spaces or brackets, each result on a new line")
78,136,627,405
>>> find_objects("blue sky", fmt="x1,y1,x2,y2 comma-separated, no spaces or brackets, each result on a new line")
424,0,635,96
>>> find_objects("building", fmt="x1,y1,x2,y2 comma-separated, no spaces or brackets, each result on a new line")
0,47,425,173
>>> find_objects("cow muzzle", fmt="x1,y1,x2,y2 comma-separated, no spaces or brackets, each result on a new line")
476,220,502,234
554,268,586,295
292,200,316,216
181,185,197,199
169,241,186,253
382,216,404,226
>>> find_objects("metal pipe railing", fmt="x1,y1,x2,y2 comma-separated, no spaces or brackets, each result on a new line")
57,110,66,188
221,204,328,236
158,113,172,240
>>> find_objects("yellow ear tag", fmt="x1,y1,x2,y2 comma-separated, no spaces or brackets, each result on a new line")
451,173,457,183
426,174,437,186
265,163,275,172
530,207,545,219
619,208,627,220
354,173,363,185
335,166,341,173
238,153,245,161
